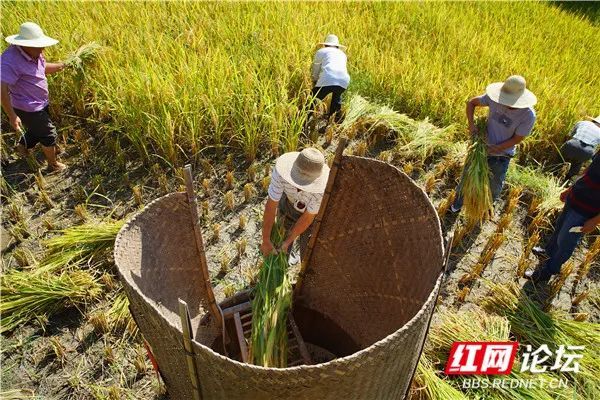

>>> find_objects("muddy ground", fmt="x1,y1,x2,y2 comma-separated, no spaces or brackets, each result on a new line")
1,120,598,399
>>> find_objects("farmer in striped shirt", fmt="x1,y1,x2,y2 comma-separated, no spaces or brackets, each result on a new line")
527,150,600,282
261,148,329,264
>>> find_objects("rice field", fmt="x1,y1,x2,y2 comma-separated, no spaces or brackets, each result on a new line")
2,1,599,164
1,1,599,399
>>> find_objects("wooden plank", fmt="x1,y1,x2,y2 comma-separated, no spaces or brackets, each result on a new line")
234,312,248,363
294,139,347,296
178,299,203,400
288,314,312,365
184,165,227,349
221,301,252,318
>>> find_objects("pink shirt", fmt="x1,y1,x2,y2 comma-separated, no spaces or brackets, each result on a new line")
1,45,49,112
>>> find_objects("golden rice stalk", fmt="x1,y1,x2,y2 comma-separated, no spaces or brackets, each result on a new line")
225,154,234,171
496,213,512,233
574,245,599,284
423,172,436,194
573,313,589,322
528,213,546,234
224,190,235,211
461,134,493,224
354,141,368,157
64,42,102,73
402,162,414,175
456,287,470,303
238,214,248,230
261,176,271,193
219,251,231,274
436,190,456,219
452,221,475,247
376,150,393,163
528,196,541,216
212,223,221,241
572,290,589,306
225,171,235,189
236,238,247,258
74,204,88,222
243,183,257,203
516,255,531,278
202,178,211,193
132,185,143,206
549,261,574,297
524,230,541,257
247,164,257,182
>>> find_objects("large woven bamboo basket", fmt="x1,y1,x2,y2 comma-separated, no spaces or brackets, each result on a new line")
114,154,445,400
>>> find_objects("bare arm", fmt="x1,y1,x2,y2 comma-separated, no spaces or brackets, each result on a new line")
260,198,278,255
582,213,600,234
488,134,526,154
1,82,21,131
311,51,322,84
466,96,484,135
45,62,65,75
281,212,316,252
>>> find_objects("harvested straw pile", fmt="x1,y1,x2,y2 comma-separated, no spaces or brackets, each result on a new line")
249,220,292,367
461,132,493,224
1,270,101,333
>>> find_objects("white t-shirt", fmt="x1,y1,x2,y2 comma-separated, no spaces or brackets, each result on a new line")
267,168,323,214
571,121,600,147
311,47,350,89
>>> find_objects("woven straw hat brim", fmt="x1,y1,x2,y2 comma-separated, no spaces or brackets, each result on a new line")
275,152,330,193
320,42,347,49
5,34,58,48
485,82,537,108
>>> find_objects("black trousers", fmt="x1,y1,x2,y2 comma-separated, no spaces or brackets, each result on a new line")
14,105,57,149
312,85,345,122
561,138,594,178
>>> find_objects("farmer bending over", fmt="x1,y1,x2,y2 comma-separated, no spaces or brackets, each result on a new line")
559,115,600,180
1,22,66,172
261,148,329,265
311,34,350,124
451,75,536,212
526,150,600,282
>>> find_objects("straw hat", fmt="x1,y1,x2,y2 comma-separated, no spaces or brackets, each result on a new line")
485,75,537,108
320,34,346,49
5,22,58,48
275,148,330,193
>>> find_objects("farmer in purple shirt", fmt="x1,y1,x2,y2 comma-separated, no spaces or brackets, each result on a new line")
1,22,67,171
451,75,537,212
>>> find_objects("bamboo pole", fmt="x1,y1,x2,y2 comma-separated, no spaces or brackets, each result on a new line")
183,165,226,336
295,139,347,296
178,299,203,400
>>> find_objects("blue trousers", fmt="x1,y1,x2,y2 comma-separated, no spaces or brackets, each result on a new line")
540,202,587,275
452,156,511,209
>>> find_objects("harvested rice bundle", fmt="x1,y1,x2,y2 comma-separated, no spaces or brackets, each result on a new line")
38,219,124,274
64,42,102,74
483,281,600,391
461,133,493,224
0,270,101,333
249,220,292,368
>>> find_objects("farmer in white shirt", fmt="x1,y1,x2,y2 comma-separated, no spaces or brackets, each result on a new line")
451,75,537,212
560,115,600,179
311,34,350,123
261,148,329,264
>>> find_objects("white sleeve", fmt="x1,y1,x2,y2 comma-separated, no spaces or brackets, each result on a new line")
311,50,323,82
306,193,323,214
267,168,284,202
